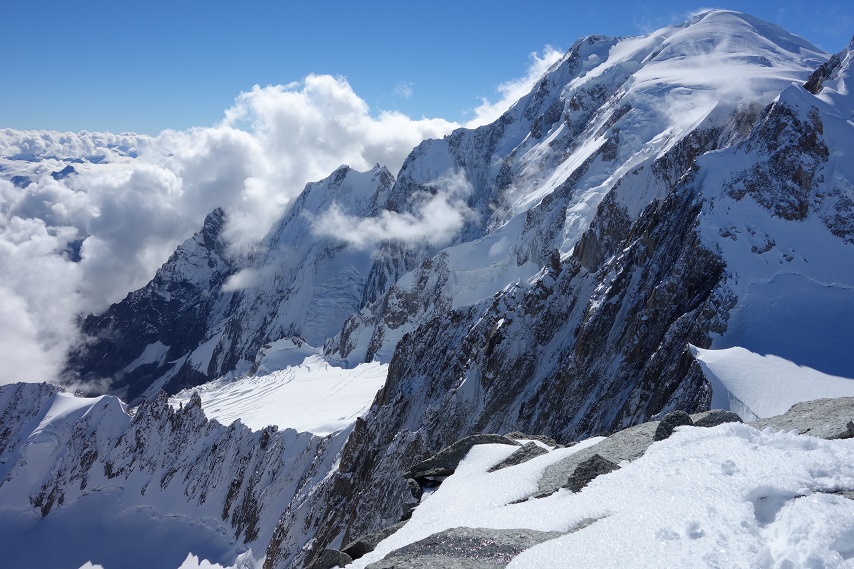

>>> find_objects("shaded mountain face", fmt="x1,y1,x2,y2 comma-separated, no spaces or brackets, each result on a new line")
31,10,854,568
64,165,394,403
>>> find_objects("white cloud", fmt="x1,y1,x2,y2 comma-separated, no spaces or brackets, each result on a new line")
466,46,564,128
309,169,476,249
0,75,458,384
0,214,81,384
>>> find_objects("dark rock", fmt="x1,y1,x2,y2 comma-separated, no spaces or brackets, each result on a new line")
691,409,743,428
750,397,854,440
488,442,549,472
342,521,407,560
400,501,418,521
306,548,353,569
654,410,693,441
504,432,561,448
406,478,422,500
404,434,519,479
365,527,561,569
565,454,620,493
538,421,658,496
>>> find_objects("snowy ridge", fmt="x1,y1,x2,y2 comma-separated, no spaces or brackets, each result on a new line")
0,382,346,569
325,9,827,364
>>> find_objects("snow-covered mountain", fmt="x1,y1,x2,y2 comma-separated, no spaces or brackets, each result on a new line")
2,10,854,569
65,165,394,404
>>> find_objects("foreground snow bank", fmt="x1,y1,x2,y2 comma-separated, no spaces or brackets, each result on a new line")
349,418,854,568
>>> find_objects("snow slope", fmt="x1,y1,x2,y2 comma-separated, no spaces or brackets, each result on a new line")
692,346,854,421
349,422,854,568
0,382,351,569
326,9,828,365
170,341,387,435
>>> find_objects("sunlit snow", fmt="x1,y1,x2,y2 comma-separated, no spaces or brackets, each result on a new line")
170,340,387,434
692,346,854,421
349,423,854,568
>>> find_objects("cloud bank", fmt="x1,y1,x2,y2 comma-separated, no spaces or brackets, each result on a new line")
0,48,559,385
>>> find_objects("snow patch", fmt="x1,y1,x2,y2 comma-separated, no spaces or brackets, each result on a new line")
691,345,854,420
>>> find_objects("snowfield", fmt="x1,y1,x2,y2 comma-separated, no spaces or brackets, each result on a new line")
170,346,388,435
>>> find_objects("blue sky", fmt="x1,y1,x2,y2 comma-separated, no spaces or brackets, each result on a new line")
2,0,852,134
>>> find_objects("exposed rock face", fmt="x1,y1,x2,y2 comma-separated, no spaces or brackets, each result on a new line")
365,527,562,569
65,166,394,403
65,208,236,403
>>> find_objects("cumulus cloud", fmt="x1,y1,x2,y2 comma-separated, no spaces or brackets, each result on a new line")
309,169,476,249
466,46,564,128
0,75,458,384
0,212,82,384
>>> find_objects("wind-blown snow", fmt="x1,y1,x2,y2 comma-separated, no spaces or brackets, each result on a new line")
350,423,854,568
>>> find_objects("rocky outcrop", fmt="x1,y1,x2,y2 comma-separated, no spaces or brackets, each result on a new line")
365,527,562,569
751,397,854,439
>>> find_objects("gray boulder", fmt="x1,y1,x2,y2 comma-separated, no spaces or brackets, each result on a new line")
654,410,693,441
488,442,549,472
537,421,658,496
404,434,520,479
306,548,353,569
565,454,620,493
691,409,743,428
751,397,854,440
365,527,561,569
